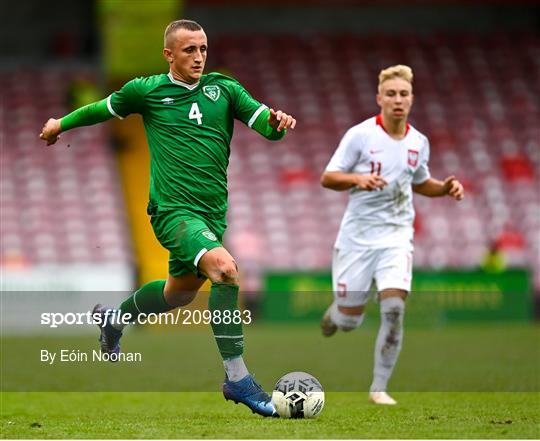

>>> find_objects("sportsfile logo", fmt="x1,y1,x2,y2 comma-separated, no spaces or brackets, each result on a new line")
40,309,252,328
41,310,125,328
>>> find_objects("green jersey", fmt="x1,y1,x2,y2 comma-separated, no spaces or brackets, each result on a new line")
108,72,267,216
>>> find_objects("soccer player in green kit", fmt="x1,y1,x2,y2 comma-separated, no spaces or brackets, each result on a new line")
39,19,296,417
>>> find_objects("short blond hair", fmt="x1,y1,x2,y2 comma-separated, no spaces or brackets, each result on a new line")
378,65,413,92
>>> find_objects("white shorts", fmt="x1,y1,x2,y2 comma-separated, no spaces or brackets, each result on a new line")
332,246,413,307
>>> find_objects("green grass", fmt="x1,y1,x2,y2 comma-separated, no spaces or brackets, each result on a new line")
1,392,539,438
2,323,538,392
1,323,539,438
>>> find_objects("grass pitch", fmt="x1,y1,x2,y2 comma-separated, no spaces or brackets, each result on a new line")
1,323,539,438
1,392,539,438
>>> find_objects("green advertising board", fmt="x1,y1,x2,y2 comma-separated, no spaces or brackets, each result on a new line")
262,269,532,325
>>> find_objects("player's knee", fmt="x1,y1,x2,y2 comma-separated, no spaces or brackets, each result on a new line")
331,303,365,331
338,313,365,332
199,248,239,284
211,260,239,285
380,296,405,331
217,267,239,285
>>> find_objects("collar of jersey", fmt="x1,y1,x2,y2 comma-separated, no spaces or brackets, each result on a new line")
376,114,410,138
167,72,200,90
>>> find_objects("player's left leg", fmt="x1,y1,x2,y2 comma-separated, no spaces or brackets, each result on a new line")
150,209,263,401
369,246,413,405
198,247,247,379
198,247,277,417
369,289,407,405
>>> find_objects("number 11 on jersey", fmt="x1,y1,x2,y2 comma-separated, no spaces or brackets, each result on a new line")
189,102,203,125
370,161,382,175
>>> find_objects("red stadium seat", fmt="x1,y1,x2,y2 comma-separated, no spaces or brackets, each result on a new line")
218,32,539,282
0,68,133,266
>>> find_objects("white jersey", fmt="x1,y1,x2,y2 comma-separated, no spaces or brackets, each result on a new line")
326,115,430,250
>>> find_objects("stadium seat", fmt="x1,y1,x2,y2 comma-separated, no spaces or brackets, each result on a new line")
3,33,537,290
217,32,539,286
0,68,133,267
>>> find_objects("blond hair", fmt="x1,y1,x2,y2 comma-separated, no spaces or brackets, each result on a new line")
378,65,413,92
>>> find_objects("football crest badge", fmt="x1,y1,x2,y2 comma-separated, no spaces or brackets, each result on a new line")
407,149,419,167
202,230,217,241
203,85,221,102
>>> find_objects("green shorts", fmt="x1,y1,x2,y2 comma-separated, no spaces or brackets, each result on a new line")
150,209,227,278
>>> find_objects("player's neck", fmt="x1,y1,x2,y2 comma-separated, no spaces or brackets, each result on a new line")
168,70,199,86
380,114,408,140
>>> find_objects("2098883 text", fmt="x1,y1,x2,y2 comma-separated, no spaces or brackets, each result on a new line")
132,308,252,326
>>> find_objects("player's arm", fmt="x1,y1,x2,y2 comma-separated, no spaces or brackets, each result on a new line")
39,99,113,146
250,108,296,141
410,138,463,200
321,126,387,192
228,78,295,140
412,176,464,200
40,78,144,146
321,171,387,192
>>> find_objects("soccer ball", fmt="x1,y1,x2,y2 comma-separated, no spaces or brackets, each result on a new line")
271,371,325,419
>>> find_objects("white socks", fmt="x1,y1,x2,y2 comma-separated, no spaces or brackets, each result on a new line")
370,296,405,393
224,356,249,382
329,302,364,331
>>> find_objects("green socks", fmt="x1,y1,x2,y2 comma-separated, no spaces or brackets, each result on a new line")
118,280,172,323
209,283,244,360
114,280,245,363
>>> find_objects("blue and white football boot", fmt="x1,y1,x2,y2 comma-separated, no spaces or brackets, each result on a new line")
92,304,122,361
223,374,278,417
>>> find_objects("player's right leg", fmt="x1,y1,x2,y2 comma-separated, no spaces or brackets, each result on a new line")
94,209,209,359
93,272,204,358
321,248,374,336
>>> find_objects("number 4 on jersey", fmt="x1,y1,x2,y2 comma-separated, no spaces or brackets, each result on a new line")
189,102,203,125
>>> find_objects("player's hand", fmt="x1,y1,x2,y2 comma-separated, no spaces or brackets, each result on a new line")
39,118,62,146
443,175,464,201
356,174,388,191
268,108,296,132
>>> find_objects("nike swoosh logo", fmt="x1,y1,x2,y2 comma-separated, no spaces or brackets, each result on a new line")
370,149,383,154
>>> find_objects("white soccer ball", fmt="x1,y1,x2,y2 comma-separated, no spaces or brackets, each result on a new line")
271,371,325,419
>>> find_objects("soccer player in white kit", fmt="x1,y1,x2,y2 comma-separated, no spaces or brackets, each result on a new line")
320,65,464,405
